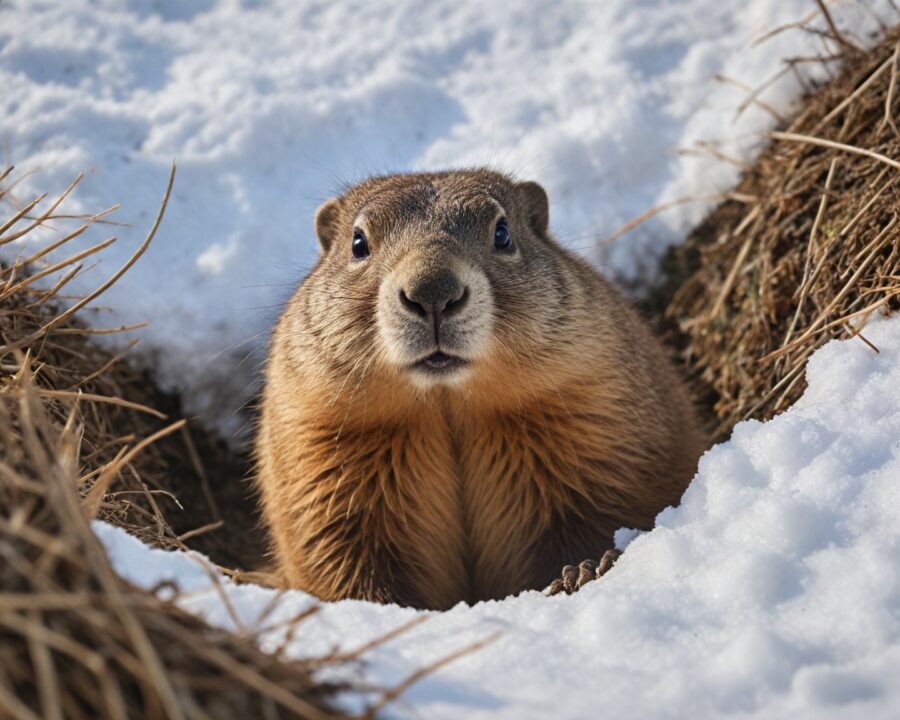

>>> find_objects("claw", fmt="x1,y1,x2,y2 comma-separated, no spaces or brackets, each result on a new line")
547,578,565,596
596,549,621,578
576,559,597,589
561,564,578,594
549,550,623,597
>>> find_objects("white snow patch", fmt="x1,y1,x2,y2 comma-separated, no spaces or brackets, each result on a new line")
2,0,897,430
94,315,900,719
196,239,239,276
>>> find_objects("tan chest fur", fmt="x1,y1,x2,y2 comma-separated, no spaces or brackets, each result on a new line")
257,343,700,608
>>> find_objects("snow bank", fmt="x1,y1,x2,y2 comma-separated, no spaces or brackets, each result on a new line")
2,1,896,429
95,314,900,719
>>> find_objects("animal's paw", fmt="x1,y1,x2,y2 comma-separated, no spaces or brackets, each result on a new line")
547,549,621,596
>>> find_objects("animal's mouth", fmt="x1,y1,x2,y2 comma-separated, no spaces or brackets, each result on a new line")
412,351,469,373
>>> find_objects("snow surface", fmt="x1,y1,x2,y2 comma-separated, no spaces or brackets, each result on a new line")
2,0,897,430
95,316,900,719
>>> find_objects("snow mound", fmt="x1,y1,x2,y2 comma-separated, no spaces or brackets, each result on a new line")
95,314,900,719
1,1,896,430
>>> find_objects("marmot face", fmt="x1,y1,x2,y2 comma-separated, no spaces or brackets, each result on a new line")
371,196,499,388
305,170,561,392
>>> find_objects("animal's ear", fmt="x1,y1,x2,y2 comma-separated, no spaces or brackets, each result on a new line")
517,181,549,236
314,197,342,253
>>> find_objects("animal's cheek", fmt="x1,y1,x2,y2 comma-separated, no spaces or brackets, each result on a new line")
447,292,494,357
459,267,494,335
487,298,550,358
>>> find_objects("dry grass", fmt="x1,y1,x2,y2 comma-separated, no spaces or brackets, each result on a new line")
0,167,355,718
0,169,267,572
664,22,900,438
0,367,348,719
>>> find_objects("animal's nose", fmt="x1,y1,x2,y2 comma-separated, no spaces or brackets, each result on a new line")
399,271,469,319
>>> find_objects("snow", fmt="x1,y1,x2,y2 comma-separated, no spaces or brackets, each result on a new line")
95,315,900,719
2,0,897,430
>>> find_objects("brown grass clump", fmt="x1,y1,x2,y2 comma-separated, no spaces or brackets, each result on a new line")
0,168,352,718
666,24,900,438
0,168,267,572
0,368,347,719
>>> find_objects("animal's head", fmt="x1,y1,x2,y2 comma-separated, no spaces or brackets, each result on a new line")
296,170,570,395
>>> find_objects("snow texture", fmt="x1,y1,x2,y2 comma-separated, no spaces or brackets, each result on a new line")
95,315,900,719
1,0,897,431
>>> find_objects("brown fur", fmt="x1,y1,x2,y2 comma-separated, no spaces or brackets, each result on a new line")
255,170,706,609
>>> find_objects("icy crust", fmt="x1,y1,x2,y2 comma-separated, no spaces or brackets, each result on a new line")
1,0,896,430
95,315,900,719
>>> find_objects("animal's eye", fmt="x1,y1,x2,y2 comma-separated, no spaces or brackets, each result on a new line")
351,229,370,260
493,219,512,251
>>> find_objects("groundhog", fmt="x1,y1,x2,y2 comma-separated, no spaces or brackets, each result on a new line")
255,169,706,610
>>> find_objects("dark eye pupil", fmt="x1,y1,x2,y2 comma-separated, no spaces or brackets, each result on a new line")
352,231,369,259
494,220,511,249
